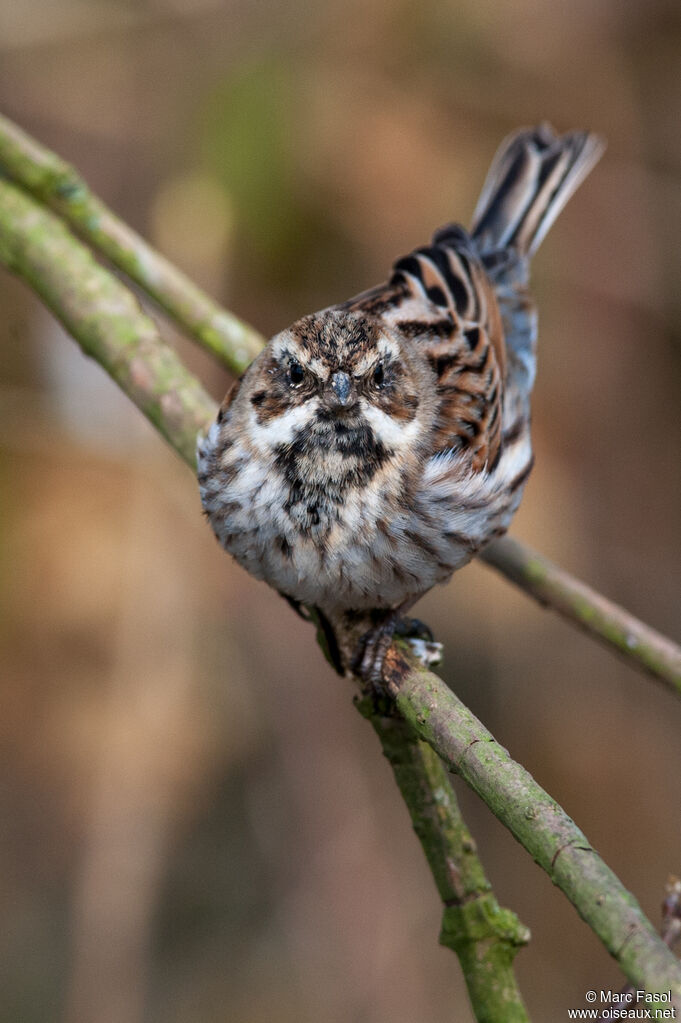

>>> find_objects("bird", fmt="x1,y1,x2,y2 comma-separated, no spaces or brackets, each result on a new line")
198,124,604,683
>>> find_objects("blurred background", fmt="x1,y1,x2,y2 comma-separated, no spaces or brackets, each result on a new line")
0,1,680,1020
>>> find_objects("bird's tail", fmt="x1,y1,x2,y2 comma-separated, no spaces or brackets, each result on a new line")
470,125,604,432
471,124,604,259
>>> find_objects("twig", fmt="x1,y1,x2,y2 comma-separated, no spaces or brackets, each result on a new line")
359,699,531,1022
2,113,679,696
0,112,264,376
662,876,681,950
482,537,681,698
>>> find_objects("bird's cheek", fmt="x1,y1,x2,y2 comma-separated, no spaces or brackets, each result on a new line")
248,400,317,451
362,402,420,448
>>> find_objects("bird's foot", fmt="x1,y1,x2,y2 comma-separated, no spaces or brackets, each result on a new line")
353,613,441,702
354,614,397,700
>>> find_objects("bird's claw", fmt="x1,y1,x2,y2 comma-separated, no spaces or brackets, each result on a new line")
354,613,441,702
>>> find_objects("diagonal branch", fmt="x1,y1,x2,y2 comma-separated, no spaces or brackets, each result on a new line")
1,173,679,1005
381,645,681,1000
0,112,263,376
1,114,678,700
597,877,681,1020
481,538,681,697
0,177,215,466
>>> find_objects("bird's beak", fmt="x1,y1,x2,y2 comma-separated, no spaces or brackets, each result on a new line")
328,371,354,407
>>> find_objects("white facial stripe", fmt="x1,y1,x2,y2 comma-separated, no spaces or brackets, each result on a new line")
270,331,294,360
361,401,420,448
352,354,376,376
249,399,318,451
353,338,399,376
271,333,327,381
307,358,329,379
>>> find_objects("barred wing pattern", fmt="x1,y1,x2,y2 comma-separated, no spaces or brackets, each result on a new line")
343,225,506,473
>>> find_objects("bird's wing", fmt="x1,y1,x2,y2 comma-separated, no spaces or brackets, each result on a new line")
341,224,506,472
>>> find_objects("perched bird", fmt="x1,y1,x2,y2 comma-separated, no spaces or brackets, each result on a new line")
198,124,604,680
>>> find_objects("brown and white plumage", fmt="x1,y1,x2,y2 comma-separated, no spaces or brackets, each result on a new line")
198,124,604,674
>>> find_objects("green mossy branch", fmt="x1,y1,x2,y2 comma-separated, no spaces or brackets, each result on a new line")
381,644,681,1000
0,178,217,466
360,701,530,1022
482,538,681,697
0,112,264,375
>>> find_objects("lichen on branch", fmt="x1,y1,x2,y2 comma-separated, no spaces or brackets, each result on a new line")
482,537,681,697
0,177,216,466
0,112,264,375
382,644,681,1000
361,701,531,1021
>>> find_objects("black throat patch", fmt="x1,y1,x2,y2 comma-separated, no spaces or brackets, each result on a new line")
274,418,394,532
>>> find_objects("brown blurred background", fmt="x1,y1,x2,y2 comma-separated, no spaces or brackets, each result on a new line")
0,1,680,1021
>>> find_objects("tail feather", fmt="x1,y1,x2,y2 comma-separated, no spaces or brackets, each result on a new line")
471,124,605,258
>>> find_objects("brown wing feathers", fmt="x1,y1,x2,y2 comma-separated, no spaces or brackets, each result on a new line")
345,127,605,474
386,234,506,471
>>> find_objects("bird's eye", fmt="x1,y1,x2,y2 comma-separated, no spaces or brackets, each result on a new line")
288,360,304,385
372,362,385,387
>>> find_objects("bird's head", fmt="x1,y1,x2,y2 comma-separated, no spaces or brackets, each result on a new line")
236,310,434,468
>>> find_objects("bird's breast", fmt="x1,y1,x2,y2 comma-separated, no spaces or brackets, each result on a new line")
198,417,485,612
